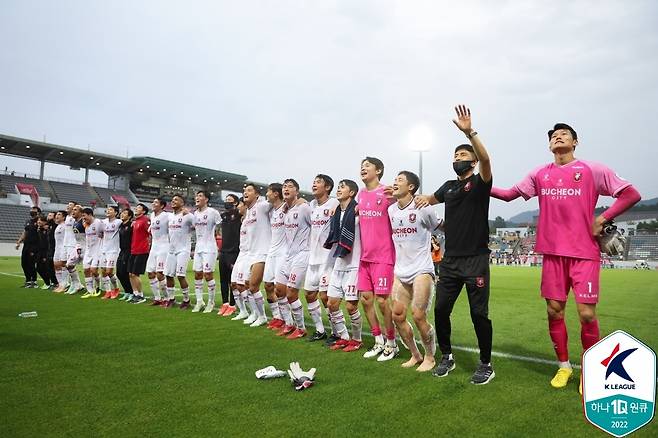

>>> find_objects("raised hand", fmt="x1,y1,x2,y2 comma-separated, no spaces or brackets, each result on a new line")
452,105,472,134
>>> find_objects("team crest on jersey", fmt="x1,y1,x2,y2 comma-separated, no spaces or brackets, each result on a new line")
279,212,284,218
476,277,485,288
323,209,329,216
376,198,382,205
156,220,159,225
293,213,298,219
574,172,582,182
543,173,550,181
464,182,472,192
252,210,256,217
409,213,416,223
204,214,207,219
178,218,182,223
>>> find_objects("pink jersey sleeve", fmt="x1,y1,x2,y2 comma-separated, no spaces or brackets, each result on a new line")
513,167,542,200
587,161,632,197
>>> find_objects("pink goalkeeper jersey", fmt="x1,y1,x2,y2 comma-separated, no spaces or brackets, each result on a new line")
357,184,395,264
514,159,630,260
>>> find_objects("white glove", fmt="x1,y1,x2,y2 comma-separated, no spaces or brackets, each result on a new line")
255,365,286,380
597,223,626,256
287,362,316,391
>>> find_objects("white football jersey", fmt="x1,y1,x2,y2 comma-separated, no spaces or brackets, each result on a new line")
308,197,340,265
268,202,287,257
168,211,194,254
194,207,221,253
54,223,65,252
388,201,441,280
244,199,272,255
101,218,122,253
284,202,312,256
85,218,104,256
333,213,361,271
239,217,250,252
63,215,76,247
149,211,170,252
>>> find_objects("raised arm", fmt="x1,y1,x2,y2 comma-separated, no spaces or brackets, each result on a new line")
453,105,491,183
490,186,523,202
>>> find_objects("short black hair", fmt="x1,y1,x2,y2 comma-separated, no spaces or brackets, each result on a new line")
454,144,477,160
154,197,167,207
283,178,300,191
82,207,94,216
548,123,578,141
136,203,149,214
226,194,239,204
196,190,210,199
398,171,420,195
57,210,67,217
107,205,119,214
123,208,134,219
171,193,185,203
244,183,261,195
339,179,359,197
37,214,47,222
362,157,385,179
268,183,283,199
315,174,334,193
31,206,42,213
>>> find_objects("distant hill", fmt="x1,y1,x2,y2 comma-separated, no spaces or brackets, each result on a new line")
506,196,658,224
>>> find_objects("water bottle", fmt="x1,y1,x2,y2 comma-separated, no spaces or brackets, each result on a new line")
18,311,38,318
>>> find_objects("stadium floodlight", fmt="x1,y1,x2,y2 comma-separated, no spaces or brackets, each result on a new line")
25,145,30,149
59,151,64,155
89,156,94,160
117,161,121,165
408,123,434,193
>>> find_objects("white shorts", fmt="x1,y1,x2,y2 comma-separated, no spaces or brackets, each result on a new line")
396,269,435,286
66,246,82,266
146,250,168,273
230,252,251,285
83,252,101,269
303,263,333,292
249,253,267,265
193,251,217,273
327,269,359,301
277,251,309,290
264,254,286,284
165,251,190,278
100,252,119,270
54,246,67,263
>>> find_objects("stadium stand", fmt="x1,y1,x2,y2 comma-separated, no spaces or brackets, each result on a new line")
0,204,30,242
49,181,100,206
92,186,136,207
626,234,658,260
0,174,53,198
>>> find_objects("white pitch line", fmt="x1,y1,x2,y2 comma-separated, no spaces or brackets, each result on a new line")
0,272,25,278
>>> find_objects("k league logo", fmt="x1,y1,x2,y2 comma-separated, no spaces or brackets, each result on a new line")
583,330,656,437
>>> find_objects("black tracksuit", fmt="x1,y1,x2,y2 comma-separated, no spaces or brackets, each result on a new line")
219,209,241,305
117,220,133,294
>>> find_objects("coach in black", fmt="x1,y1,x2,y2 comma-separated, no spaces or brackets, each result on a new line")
15,206,41,288
415,105,494,385
219,194,242,311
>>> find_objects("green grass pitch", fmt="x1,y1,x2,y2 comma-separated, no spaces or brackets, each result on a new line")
1,256,656,437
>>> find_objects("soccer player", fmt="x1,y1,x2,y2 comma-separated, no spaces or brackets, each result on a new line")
99,206,122,299
81,208,103,299
228,197,252,320
217,194,241,316
128,203,151,304
324,179,364,352
164,195,194,309
357,157,398,361
242,183,272,327
304,174,340,343
264,183,288,330
414,105,495,384
146,198,170,306
274,179,312,339
52,210,69,292
490,122,640,390
192,190,222,313
389,171,443,371
64,204,85,295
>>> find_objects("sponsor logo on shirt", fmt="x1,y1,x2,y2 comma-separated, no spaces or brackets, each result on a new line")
312,219,329,227
393,227,418,235
540,188,582,198
359,210,383,217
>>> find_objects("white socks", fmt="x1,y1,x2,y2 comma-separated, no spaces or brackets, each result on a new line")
290,299,305,330
278,296,292,325
350,310,363,342
194,279,204,303
307,300,325,333
150,278,161,300
252,291,265,317
207,280,216,304
331,310,349,340
269,300,281,320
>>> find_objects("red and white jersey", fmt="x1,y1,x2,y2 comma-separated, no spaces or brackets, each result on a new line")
514,159,630,260
284,202,312,256
334,213,361,272
149,211,170,252
194,207,221,253
54,223,65,253
308,197,340,265
63,215,77,247
101,218,122,253
388,201,440,280
268,202,288,257
85,218,104,257
244,199,272,255
168,211,194,254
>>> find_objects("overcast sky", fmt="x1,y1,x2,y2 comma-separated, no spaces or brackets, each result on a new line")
1,0,657,220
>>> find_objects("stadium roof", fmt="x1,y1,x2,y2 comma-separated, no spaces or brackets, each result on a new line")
130,156,247,188
0,133,137,176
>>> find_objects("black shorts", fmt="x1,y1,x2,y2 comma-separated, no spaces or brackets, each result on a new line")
128,254,149,275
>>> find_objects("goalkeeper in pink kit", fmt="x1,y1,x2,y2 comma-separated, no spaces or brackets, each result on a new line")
490,123,640,391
